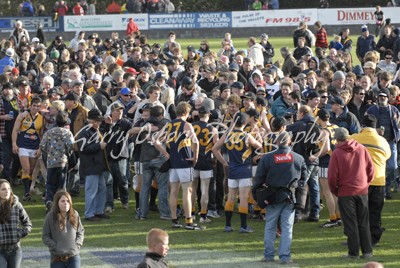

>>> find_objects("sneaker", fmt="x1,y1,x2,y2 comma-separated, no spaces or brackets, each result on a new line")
122,203,129,209
160,215,172,220
85,216,101,221
105,206,114,213
206,210,220,218
260,257,275,263
199,217,211,223
341,254,359,259
224,226,234,232
95,214,110,219
337,219,343,226
185,223,204,230
135,208,141,220
280,259,293,264
30,187,42,195
23,194,35,202
362,253,373,259
239,226,254,233
321,221,339,228
305,215,320,222
172,222,183,228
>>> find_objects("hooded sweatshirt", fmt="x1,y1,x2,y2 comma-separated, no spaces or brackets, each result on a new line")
328,139,374,197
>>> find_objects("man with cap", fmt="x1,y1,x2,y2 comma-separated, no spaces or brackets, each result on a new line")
71,79,98,111
213,112,262,233
356,25,376,64
101,102,136,212
0,48,15,74
0,82,23,184
231,81,245,97
329,96,360,134
16,77,32,109
351,114,391,245
327,71,352,98
328,127,374,259
260,33,275,66
367,88,400,199
46,36,67,56
93,81,113,115
377,50,397,76
76,109,110,221
253,131,307,264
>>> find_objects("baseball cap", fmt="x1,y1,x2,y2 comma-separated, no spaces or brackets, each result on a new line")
71,79,84,87
120,87,131,95
31,37,40,43
187,46,196,52
328,96,345,106
155,72,167,80
307,91,320,100
316,108,330,121
231,81,244,89
6,48,14,57
378,88,390,98
125,67,140,75
139,103,154,113
91,73,102,81
363,61,376,70
181,76,193,87
219,83,230,92
229,62,239,72
241,92,256,100
198,106,211,115
2,82,14,90
111,102,124,111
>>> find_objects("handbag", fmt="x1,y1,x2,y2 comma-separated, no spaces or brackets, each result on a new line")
159,159,171,173
255,185,279,209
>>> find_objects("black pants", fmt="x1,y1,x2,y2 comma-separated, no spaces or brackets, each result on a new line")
368,186,385,244
338,195,372,256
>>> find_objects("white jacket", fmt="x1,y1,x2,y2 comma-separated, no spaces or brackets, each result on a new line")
248,43,264,67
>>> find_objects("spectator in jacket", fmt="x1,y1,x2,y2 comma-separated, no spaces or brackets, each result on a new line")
328,127,374,259
280,47,296,76
366,88,400,199
351,114,391,246
260,33,274,66
73,2,84,15
0,49,15,74
376,25,394,60
126,18,140,37
293,22,314,48
329,96,361,134
93,81,113,115
347,85,371,125
21,0,34,16
42,191,84,267
77,109,110,221
314,21,328,50
339,28,353,51
0,179,32,267
40,111,74,212
293,37,313,61
356,25,376,64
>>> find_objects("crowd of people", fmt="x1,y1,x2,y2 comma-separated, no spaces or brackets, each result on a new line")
0,12,398,266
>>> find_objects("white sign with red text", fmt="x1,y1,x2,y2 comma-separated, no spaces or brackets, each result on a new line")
232,9,319,28
319,7,400,25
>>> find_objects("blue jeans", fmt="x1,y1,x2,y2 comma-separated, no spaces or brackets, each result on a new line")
1,138,18,179
84,171,108,218
306,165,320,217
385,140,398,196
105,171,114,209
0,246,22,268
46,167,68,203
109,159,129,205
51,255,80,268
140,157,170,218
264,202,295,262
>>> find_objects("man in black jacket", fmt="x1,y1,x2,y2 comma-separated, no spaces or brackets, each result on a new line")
77,109,110,221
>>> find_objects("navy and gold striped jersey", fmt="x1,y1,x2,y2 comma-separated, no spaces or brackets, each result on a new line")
192,121,214,170
224,129,252,179
165,119,192,169
319,124,338,168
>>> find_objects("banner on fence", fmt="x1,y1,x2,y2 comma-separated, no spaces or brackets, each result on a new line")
0,17,60,32
148,12,232,29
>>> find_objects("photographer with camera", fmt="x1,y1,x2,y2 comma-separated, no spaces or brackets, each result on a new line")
253,131,307,264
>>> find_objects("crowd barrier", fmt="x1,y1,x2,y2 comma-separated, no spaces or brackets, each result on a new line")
1,7,400,33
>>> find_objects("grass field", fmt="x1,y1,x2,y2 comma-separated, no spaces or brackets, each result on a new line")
14,35,396,267
148,35,363,67
15,181,400,268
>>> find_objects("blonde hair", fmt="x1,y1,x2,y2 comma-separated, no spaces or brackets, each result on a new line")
146,228,168,248
52,100,65,111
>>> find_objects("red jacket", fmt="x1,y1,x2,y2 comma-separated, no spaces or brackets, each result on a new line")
126,20,139,36
73,4,84,15
328,139,374,197
315,27,328,48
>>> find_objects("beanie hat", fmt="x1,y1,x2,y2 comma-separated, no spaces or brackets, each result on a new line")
333,71,345,81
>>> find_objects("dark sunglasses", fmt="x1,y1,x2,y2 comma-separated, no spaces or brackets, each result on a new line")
122,94,131,97
93,81,100,84
358,93,365,95
321,96,328,98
